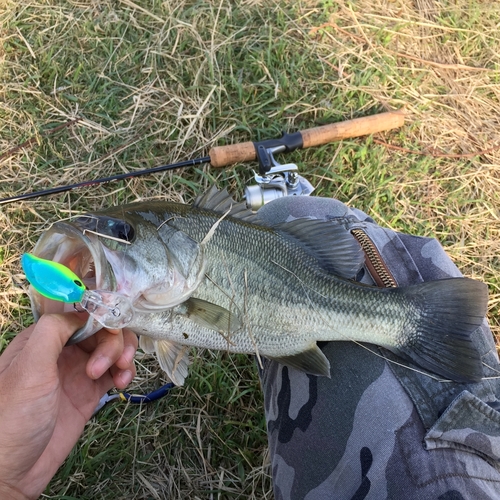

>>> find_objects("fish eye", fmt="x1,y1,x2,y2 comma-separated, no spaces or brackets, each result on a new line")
74,279,84,288
113,221,135,242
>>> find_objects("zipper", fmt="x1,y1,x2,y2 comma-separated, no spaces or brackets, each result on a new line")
351,228,397,288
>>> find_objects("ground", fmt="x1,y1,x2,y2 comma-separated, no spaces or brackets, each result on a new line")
0,0,499,498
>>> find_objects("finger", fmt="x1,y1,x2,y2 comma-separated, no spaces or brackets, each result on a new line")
77,327,121,354
14,314,87,376
114,329,138,371
110,361,136,390
86,328,125,380
91,355,135,399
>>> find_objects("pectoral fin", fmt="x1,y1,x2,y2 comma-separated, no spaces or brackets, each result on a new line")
178,297,242,334
152,339,191,386
270,343,331,377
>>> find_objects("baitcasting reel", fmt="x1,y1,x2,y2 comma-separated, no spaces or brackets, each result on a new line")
244,145,315,211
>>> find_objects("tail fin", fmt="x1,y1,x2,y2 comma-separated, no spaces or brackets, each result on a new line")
394,278,488,383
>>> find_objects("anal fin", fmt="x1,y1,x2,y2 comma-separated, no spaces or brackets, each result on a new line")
270,343,331,377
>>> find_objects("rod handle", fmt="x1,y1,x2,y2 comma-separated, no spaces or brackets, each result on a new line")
300,110,404,148
208,110,404,167
209,141,256,168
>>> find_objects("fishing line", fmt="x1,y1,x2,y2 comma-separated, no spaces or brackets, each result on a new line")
203,271,241,347
82,228,132,245
217,249,245,348
243,268,264,370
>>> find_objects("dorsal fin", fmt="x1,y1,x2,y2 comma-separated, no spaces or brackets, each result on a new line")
274,218,365,279
193,187,363,279
193,186,258,222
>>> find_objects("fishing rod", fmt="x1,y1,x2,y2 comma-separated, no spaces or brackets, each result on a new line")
0,110,404,207
0,157,211,205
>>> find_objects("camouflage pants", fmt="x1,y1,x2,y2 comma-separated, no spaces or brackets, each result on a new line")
257,196,500,500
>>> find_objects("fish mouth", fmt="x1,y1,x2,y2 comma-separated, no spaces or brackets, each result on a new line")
30,221,116,345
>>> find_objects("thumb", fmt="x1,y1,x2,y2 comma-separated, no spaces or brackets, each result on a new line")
17,314,88,374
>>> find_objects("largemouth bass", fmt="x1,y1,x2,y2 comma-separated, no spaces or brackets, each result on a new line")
28,187,488,385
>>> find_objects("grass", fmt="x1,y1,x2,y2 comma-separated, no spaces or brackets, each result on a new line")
1,0,500,498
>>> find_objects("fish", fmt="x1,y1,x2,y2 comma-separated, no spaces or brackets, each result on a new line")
28,187,488,385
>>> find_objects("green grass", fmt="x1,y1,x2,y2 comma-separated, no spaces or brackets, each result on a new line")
1,0,500,498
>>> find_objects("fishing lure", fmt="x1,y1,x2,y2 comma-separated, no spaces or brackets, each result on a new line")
21,253,86,303
21,253,134,329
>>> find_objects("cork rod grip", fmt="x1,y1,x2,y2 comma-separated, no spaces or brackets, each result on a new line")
208,110,404,167
301,111,404,149
209,141,256,168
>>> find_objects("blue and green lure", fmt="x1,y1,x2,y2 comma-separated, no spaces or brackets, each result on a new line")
21,254,87,303
21,253,134,329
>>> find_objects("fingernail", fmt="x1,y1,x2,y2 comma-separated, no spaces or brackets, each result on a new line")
91,356,111,379
120,370,133,386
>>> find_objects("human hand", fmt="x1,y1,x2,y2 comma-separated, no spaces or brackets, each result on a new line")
0,313,138,500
